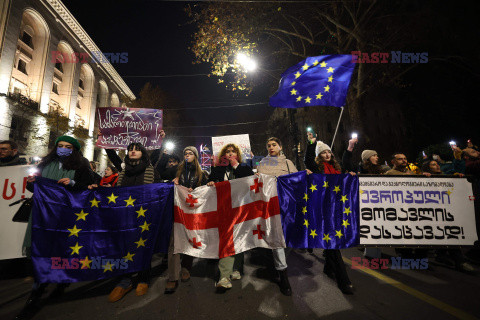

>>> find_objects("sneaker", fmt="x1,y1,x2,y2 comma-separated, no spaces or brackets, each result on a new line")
135,283,148,296
164,281,178,294
215,277,232,293
230,270,242,280
108,286,132,302
181,268,191,282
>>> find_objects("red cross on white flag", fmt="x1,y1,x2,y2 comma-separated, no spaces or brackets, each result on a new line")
173,174,286,259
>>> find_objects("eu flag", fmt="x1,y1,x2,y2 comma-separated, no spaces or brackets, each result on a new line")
269,55,355,108
277,171,359,249
31,178,173,283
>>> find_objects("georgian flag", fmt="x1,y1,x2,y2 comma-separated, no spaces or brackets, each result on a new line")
173,174,286,258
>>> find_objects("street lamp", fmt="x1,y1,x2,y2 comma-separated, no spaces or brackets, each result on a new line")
165,141,175,151
236,53,257,72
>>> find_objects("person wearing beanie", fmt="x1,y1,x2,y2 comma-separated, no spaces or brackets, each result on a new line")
165,146,207,294
304,138,356,295
207,143,254,293
358,149,386,175
17,135,95,319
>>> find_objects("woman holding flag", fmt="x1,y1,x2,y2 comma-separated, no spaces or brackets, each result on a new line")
17,135,95,319
105,142,160,302
207,143,253,293
256,137,297,296
165,146,208,294
305,140,355,295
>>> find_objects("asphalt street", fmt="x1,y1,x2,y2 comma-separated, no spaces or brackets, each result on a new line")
1,247,479,320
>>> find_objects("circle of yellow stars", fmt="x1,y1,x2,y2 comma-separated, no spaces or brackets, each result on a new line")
289,59,334,105
67,192,150,272
302,179,351,248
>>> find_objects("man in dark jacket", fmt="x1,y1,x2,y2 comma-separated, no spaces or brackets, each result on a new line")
0,140,27,166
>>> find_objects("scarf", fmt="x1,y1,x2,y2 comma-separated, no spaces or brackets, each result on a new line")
100,173,119,186
323,161,340,174
117,158,155,186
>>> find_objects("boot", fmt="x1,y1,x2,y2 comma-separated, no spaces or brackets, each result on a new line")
278,269,292,296
326,249,354,295
15,283,47,319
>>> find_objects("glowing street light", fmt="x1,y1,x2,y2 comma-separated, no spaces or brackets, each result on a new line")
236,53,257,72
165,141,175,151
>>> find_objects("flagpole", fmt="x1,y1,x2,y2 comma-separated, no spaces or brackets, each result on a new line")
330,106,344,150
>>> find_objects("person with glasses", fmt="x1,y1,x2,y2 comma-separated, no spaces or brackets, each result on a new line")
165,146,207,294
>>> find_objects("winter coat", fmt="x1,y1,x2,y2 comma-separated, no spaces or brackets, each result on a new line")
257,155,298,176
0,154,27,166
178,163,208,189
208,164,253,182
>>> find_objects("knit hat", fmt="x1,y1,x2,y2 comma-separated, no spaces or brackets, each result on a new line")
183,146,199,159
55,135,81,150
361,150,377,163
315,141,331,157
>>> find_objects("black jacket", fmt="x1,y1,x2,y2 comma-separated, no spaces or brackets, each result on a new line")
153,150,178,181
178,163,208,188
304,142,317,172
208,164,253,182
0,154,27,166
105,149,123,172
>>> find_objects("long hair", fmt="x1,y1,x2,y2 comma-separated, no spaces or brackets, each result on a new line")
315,153,342,173
125,142,150,165
176,154,204,188
38,146,87,171
364,159,383,174
217,143,243,165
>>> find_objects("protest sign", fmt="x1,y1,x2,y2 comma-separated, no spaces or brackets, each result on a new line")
0,165,32,259
359,177,477,246
211,134,252,162
96,107,163,150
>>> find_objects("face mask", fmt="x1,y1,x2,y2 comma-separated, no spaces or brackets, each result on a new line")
57,147,73,157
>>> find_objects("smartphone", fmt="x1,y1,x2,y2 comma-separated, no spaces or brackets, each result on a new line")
449,141,457,150
351,133,358,139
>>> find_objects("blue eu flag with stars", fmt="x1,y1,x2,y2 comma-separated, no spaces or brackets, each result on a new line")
31,178,173,283
277,171,359,249
269,55,355,108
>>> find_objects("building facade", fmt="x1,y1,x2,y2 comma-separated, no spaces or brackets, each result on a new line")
0,0,134,171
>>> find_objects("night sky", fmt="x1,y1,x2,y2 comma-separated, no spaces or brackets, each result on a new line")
62,0,273,150
61,0,480,159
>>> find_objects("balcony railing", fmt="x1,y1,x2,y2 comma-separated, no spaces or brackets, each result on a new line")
7,92,39,111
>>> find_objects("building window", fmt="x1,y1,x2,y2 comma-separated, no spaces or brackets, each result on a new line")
17,59,28,74
77,102,81,109
96,94,100,104
55,62,63,72
79,79,84,90
52,83,59,94
13,87,21,94
21,31,34,49
9,115,31,142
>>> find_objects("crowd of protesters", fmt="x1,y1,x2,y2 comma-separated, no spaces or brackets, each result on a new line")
2,129,480,319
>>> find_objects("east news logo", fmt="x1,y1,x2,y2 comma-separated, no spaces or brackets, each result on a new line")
351,257,429,270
